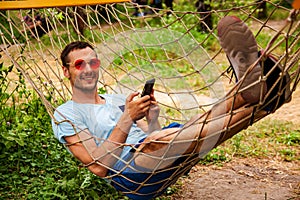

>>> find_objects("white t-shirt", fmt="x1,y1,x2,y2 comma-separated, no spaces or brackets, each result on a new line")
52,94,148,160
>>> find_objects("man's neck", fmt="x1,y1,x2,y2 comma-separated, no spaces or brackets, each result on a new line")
71,88,103,104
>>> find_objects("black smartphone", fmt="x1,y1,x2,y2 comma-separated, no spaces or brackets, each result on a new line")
141,78,155,97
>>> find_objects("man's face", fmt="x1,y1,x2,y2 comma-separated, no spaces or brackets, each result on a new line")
63,47,100,93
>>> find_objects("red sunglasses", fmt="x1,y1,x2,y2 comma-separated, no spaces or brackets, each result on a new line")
71,58,100,70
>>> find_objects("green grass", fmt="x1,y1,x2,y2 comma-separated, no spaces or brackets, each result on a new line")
199,119,300,165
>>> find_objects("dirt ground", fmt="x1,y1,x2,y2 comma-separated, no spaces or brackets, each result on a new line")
170,89,300,199
172,157,300,200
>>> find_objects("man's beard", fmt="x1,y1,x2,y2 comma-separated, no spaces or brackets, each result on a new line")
73,72,98,93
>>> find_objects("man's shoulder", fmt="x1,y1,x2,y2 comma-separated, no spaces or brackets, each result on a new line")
55,100,74,111
53,100,76,118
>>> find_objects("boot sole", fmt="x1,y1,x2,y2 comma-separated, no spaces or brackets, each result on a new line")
217,16,266,103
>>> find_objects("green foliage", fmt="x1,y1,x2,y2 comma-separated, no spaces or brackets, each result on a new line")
277,130,300,146
199,148,230,166
0,55,31,149
0,10,25,45
0,117,122,199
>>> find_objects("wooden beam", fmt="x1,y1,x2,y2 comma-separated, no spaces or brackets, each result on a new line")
0,0,130,10
293,0,300,9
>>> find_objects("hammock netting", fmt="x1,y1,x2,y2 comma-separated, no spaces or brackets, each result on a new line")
1,0,299,198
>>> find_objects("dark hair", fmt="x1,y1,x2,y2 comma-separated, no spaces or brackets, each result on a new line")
60,41,94,67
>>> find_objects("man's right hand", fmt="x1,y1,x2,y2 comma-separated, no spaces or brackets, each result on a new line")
125,92,151,121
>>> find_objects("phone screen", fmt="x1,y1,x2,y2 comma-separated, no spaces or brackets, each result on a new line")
141,78,155,97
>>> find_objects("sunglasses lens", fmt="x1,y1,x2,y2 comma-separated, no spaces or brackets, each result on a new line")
73,58,99,70
90,58,100,69
74,59,85,70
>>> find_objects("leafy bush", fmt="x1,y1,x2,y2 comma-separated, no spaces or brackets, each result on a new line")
0,10,25,45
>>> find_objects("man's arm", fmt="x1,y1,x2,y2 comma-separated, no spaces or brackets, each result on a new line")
64,92,152,177
65,123,130,177
135,119,149,133
134,91,161,133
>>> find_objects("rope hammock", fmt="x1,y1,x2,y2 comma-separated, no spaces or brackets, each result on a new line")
1,1,299,199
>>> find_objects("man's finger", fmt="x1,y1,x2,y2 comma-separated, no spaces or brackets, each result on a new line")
140,95,151,103
127,92,139,102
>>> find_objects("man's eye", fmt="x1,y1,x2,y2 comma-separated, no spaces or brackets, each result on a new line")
90,59,100,68
75,60,84,68
90,60,96,65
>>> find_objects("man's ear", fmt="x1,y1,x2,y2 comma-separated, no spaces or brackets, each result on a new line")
62,66,70,79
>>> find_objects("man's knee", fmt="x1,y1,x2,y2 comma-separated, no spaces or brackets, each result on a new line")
140,134,168,153
139,128,180,153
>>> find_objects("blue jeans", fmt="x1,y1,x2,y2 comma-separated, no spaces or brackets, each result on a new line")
109,122,197,200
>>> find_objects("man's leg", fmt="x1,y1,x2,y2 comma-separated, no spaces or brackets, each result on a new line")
133,92,267,170
132,16,268,170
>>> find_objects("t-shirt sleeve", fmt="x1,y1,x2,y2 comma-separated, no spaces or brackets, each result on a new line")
52,103,87,144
